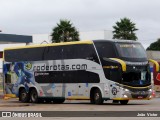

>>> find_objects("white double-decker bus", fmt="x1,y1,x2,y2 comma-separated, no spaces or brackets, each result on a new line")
3,40,159,104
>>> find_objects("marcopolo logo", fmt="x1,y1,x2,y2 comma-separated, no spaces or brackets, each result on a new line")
25,62,32,70
112,87,117,95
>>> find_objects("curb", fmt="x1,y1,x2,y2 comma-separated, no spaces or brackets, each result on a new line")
155,92,160,98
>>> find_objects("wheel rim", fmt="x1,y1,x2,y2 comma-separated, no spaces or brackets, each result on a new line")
95,92,99,101
31,92,37,102
21,92,27,100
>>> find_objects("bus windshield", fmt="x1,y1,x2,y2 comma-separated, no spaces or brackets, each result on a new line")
115,43,147,59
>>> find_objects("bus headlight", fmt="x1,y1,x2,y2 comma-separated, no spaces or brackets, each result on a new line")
124,89,129,92
149,95,152,99
148,89,152,92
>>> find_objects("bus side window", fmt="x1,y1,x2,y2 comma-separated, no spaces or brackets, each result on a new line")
29,47,45,61
44,46,63,60
73,44,99,63
5,47,45,62
62,45,75,60
95,42,117,61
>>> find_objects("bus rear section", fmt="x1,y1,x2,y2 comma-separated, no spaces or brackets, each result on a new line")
3,41,103,104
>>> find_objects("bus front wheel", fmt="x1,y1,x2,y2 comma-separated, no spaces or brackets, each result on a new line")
120,100,129,105
19,88,30,103
30,89,38,103
93,89,104,105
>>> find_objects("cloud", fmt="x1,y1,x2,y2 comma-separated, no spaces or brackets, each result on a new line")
0,0,160,47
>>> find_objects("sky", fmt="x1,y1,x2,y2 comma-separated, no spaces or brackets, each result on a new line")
0,0,160,48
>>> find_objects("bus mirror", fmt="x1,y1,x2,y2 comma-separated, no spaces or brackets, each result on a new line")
109,58,126,72
149,59,159,72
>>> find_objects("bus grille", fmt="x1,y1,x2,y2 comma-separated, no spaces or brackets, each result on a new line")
131,94,148,99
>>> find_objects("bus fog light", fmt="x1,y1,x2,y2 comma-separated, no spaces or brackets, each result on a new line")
123,95,128,98
149,95,152,99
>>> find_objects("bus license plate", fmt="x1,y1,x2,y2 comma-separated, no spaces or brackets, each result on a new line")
138,96,143,99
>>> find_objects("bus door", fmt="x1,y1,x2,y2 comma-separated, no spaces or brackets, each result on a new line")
77,71,96,99
63,71,85,99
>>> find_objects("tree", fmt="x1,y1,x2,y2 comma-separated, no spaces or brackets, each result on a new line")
147,38,160,51
112,17,138,40
51,19,80,43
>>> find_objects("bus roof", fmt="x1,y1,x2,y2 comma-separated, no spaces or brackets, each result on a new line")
93,39,140,44
4,39,140,51
4,40,93,51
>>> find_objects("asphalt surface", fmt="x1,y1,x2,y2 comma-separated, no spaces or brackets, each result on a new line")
0,98,160,111
0,97,160,120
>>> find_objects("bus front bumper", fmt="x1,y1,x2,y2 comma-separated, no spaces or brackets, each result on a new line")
113,89,153,100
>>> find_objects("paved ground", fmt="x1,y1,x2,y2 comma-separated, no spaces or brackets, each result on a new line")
0,97,160,120
0,98,160,111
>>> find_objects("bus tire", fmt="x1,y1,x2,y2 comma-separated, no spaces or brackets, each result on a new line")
120,100,129,105
19,88,30,103
90,90,95,104
93,89,104,105
90,97,95,104
53,98,65,104
30,89,38,103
